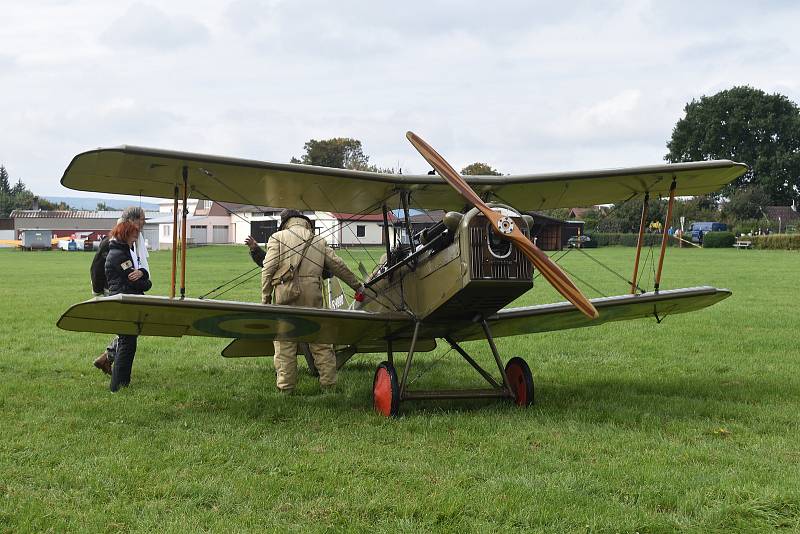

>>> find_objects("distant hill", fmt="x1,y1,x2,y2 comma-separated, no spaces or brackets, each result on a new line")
43,197,160,211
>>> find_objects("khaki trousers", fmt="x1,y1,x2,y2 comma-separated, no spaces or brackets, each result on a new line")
274,341,337,390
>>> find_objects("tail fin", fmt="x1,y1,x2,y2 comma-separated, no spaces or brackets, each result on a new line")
326,277,350,310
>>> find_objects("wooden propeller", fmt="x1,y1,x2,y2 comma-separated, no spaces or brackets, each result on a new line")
406,131,599,320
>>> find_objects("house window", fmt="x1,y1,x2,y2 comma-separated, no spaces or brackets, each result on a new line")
162,225,171,237
356,225,366,238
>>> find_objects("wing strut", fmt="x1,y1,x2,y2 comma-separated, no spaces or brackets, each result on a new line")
180,166,189,299
170,185,179,298
630,193,649,294
654,179,677,293
382,203,392,271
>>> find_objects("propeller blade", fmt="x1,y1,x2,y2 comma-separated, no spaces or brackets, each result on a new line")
406,131,599,319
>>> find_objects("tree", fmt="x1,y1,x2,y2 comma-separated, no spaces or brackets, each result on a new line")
39,198,69,210
594,198,668,233
0,165,10,195
0,168,69,216
11,179,26,196
665,86,800,205
461,162,502,176
722,186,770,221
291,138,372,170
96,202,111,211
291,137,397,174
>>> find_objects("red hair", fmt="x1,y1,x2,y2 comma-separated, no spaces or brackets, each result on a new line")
110,221,140,243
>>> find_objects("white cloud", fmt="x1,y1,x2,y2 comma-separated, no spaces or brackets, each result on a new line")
0,0,798,194
100,2,211,50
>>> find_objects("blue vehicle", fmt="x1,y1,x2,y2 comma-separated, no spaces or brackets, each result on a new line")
690,222,727,243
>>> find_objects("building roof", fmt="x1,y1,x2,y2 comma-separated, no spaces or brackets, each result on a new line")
11,210,160,219
523,211,569,225
11,210,123,219
763,206,800,222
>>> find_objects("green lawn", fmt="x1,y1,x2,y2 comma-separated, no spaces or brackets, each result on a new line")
0,245,798,532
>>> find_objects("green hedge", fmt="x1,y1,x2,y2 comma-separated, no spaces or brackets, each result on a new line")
702,231,735,248
585,232,800,249
589,233,678,247
751,234,800,250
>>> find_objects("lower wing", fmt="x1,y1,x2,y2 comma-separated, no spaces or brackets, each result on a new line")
58,288,728,356
57,294,412,343
449,286,730,341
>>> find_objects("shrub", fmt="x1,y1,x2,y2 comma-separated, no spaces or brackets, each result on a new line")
589,233,622,246
731,218,779,237
589,233,679,247
702,231,735,248
751,234,800,250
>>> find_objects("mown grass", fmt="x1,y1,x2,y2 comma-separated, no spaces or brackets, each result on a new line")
0,245,798,532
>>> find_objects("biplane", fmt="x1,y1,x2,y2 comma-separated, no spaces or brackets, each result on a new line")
57,132,747,416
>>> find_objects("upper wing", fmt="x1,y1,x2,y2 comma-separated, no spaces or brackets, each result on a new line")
57,294,413,344
62,146,747,212
449,286,731,341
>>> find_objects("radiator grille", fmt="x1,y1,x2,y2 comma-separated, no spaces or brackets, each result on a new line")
469,218,533,280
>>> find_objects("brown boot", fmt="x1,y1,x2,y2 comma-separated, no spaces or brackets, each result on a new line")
93,352,113,375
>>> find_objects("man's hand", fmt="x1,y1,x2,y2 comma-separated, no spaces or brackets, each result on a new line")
245,236,258,250
128,269,143,281
354,283,366,302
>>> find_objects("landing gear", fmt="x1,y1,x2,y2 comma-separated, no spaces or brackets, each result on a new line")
300,343,318,376
504,357,534,407
372,361,400,417
372,320,536,416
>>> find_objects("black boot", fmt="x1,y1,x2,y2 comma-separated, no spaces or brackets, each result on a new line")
110,334,137,392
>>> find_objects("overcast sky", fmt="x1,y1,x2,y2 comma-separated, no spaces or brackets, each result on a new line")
2,0,798,199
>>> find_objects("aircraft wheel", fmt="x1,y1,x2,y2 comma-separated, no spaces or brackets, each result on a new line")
505,357,534,407
373,361,400,417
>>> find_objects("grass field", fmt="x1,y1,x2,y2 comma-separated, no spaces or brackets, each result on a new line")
0,245,798,532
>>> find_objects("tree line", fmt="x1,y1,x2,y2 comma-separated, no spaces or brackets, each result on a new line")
0,166,69,217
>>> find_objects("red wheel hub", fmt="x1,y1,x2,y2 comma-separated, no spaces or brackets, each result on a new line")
373,367,394,416
506,363,528,406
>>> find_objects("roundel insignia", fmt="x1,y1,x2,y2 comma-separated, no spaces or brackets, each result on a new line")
193,313,320,339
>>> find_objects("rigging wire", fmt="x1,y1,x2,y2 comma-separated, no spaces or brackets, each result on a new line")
557,263,607,298
314,184,380,268
573,247,645,294
406,344,454,387
192,185,399,309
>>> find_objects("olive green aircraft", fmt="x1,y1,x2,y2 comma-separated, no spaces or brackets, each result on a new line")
57,132,747,416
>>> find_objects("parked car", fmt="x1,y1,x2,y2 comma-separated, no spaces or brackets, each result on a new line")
690,222,727,244
567,235,591,248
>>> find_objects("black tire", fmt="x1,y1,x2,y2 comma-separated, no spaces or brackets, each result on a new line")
504,357,534,407
372,361,400,417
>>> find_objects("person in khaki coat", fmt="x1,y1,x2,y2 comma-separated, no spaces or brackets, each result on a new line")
261,209,362,392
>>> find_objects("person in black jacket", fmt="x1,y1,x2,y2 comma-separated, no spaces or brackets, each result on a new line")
245,235,267,267
91,207,148,374
105,220,152,392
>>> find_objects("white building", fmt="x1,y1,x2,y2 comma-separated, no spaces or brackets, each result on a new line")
11,202,391,251
326,212,385,246
153,199,237,250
